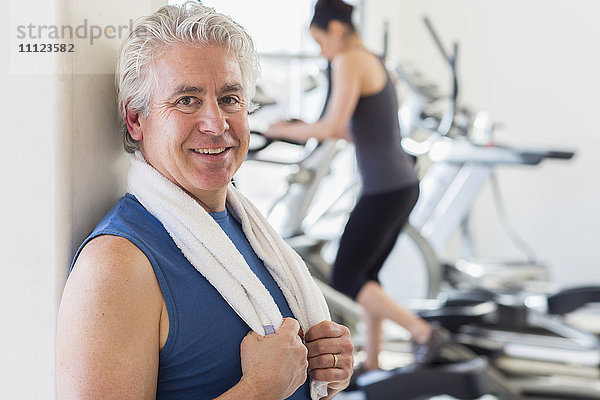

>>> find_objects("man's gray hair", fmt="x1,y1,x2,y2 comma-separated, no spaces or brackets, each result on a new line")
116,1,260,153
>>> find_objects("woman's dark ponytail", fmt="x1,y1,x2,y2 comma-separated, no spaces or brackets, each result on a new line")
310,0,355,31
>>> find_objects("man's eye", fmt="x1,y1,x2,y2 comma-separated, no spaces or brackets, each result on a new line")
221,96,239,105
178,97,195,106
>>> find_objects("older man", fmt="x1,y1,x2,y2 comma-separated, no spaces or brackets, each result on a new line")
56,3,353,399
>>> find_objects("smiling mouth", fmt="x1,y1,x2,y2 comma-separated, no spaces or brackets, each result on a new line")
191,147,227,155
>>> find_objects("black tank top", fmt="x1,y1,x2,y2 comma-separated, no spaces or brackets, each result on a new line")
323,59,418,194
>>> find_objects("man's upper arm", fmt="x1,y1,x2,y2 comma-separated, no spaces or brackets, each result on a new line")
56,235,165,399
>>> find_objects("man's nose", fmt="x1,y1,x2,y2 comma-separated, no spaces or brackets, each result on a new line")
197,100,228,135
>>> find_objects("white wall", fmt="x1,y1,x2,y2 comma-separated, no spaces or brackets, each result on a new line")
363,0,600,287
1,0,162,398
0,49,61,400
1,2,65,397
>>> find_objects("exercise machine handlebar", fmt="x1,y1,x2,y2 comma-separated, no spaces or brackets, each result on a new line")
246,130,321,166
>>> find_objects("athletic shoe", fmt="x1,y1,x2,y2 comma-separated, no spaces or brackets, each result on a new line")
411,324,451,365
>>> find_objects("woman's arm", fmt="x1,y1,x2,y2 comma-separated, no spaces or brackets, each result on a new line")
264,51,364,142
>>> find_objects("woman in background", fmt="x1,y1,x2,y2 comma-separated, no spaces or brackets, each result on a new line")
264,0,448,373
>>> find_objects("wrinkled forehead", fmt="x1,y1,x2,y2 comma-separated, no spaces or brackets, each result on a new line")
149,43,243,99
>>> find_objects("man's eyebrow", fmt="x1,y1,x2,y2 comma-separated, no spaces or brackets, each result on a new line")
170,85,205,97
169,84,243,97
220,83,244,94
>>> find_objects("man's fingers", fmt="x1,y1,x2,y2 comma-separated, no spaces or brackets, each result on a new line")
308,352,348,370
305,337,341,356
304,320,349,342
280,317,301,333
309,361,353,383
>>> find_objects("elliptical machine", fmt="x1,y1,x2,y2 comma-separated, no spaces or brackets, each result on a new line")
244,131,514,400
239,16,600,400
389,17,600,400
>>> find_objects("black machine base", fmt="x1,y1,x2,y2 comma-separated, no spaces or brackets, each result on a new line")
350,357,491,400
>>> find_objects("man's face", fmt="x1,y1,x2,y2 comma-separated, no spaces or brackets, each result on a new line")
134,43,250,208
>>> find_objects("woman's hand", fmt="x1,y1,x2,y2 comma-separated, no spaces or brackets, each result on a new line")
263,119,305,141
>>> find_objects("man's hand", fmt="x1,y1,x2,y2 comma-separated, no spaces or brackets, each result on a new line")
238,318,308,400
305,321,354,399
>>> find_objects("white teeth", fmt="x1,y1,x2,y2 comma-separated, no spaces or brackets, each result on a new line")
192,147,226,154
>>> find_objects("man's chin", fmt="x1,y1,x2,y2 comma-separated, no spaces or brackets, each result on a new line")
186,178,234,194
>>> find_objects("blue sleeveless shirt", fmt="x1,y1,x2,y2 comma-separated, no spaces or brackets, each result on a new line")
72,194,311,399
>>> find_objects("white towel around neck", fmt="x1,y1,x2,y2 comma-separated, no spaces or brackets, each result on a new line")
127,152,331,399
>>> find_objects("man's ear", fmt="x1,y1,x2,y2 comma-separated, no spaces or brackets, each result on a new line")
125,109,143,141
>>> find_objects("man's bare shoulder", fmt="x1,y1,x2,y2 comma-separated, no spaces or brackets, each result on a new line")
74,234,148,274
78,233,146,261
57,235,164,398
66,234,162,310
